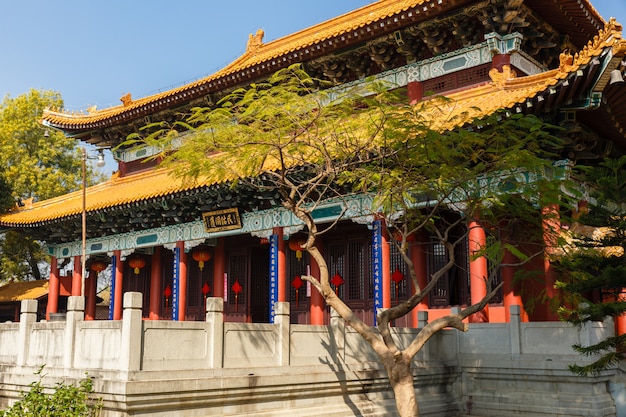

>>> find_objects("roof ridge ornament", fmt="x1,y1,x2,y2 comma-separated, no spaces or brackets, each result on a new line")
120,93,133,107
489,64,517,89
246,28,265,54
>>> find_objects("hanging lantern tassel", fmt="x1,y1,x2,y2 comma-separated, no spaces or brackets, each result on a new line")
291,275,303,307
164,285,172,308
202,282,211,304
391,268,404,303
331,272,344,295
232,279,242,312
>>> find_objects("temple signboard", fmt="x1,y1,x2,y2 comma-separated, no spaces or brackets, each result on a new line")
202,208,242,233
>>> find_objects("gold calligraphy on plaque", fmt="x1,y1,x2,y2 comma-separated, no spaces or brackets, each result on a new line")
202,208,242,232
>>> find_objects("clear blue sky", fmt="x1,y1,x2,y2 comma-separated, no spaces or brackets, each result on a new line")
1,1,624,172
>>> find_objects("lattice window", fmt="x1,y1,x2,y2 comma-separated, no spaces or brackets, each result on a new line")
347,240,373,301
427,235,470,307
389,243,409,301
288,250,309,304
187,258,214,308
328,244,346,299
228,253,246,306
457,64,491,88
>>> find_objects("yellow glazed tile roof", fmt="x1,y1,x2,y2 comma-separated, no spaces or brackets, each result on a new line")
4,19,625,227
42,0,605,128
0,280,49,302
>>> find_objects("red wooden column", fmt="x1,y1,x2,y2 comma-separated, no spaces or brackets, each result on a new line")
468,220,489,322
274,227,286,302
149,246,162,320
177,241,188,321
213,238,225,298
542,204,560,321
410,231,429,327
310,238,325,325
113,250,124,320
381,227,391,311
47,256,60,320
72,255,82,296
85,270,97,320
407,81,424,104
502,248,528,323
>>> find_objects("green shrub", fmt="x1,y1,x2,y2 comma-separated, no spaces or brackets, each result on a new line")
0,366,102,417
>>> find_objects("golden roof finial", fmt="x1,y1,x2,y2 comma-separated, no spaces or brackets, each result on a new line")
120,93,133,107
558,50,574,72
489,65,517,89
246,29,264,53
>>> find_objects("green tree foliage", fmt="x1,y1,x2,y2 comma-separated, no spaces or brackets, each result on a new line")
0,168,13,213
0,366,102,417
556,155,626,376
129,65,570,417
0,89,102,282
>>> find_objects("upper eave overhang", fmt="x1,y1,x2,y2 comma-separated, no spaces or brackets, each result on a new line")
41,0,605,137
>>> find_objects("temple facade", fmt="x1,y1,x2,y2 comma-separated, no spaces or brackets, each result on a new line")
1,0,625,330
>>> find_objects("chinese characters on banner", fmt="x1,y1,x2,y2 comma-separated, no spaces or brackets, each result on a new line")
372,220,383,325
269,234,279,323
172,246,180,321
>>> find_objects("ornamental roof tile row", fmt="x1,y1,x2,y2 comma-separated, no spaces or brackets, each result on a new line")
41,0,605,131
5,18,625,228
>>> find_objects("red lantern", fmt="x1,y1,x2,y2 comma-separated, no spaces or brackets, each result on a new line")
291,275,303,307
164,285,172,308
232,279,242,312
90,260,107,273
128,256,146,275
288,236,307,260
192,247,212,271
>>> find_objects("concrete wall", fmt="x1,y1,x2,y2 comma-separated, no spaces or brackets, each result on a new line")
0,294,618,416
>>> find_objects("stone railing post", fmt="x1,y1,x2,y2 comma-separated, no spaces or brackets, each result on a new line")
205,297,224,368
330,308,345,363
509,305,521,354
16,299,38,366
274,302,290,367
63,296,84,369
120,292,143,372
417,310,429,361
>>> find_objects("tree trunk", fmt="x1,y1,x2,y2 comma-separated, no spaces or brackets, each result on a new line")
385,354,419,417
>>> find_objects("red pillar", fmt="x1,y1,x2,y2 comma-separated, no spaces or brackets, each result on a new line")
616,309,626,337
177,241,188,321
275,227,286,302
542,204,560,321
310,239,325,325
469,220,489,322
85,270,97,320
113,250,124,320
492,54,511,72
72,255,82,296
149,247,162,320
502,248,528,322
410,231,429,327
47,257,60,320
381,228,391,310
407,80,424,104
213,238,225,298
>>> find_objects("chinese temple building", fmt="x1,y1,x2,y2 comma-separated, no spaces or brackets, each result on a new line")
1,0,626,329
